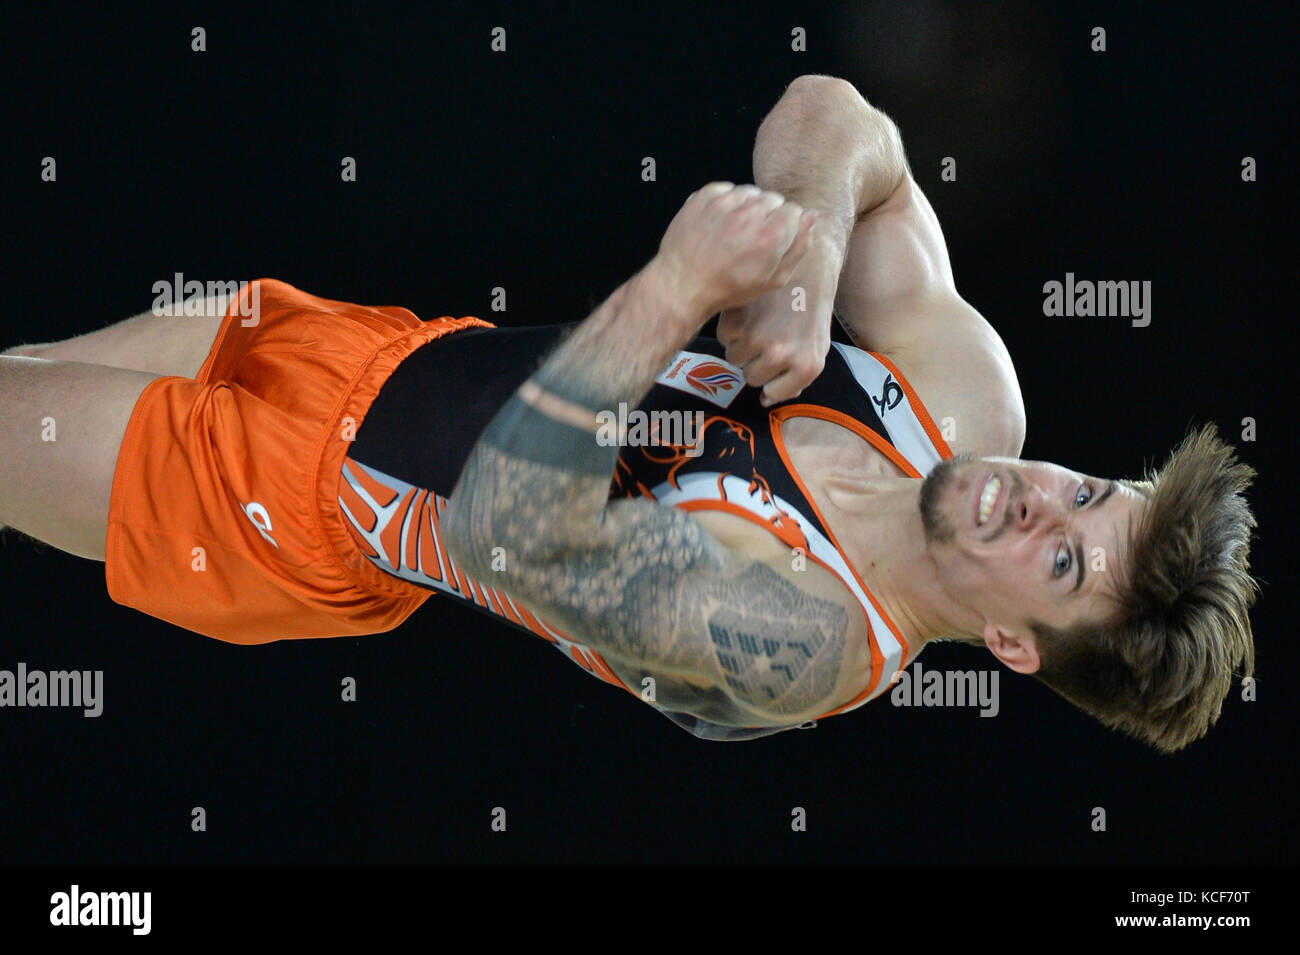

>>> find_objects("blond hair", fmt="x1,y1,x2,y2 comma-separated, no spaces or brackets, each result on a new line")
1030,424,1258,752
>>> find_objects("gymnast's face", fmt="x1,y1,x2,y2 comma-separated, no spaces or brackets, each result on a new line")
919,455,1148,652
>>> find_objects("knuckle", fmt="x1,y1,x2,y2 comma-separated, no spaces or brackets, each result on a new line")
759,214,793,240
697,182,733,204
797,358,823,380
765,344,791,365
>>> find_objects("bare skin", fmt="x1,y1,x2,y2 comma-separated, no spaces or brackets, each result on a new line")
0,299,229,559
0,357,156,560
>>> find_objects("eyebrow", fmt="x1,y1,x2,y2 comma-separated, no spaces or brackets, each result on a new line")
1071,480,1116,594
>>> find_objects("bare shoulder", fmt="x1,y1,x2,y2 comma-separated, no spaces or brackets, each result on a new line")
832,173,1027,458
620,509,875,726
878,295,1027,459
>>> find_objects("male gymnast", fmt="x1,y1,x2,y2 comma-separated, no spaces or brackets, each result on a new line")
0,75,1257,749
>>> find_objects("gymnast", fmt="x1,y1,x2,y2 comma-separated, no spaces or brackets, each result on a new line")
0,75,1257,748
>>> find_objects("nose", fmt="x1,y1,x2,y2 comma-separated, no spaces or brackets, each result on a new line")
1014,479,1060,531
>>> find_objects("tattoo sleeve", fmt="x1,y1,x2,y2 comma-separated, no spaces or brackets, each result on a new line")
442,263,848,720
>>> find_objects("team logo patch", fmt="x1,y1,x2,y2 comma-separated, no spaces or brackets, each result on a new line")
656,351,746,407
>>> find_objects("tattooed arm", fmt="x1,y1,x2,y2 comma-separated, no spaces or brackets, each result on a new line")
441,183,855,723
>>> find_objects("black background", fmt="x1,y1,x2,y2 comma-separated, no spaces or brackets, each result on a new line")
1,1,1293,864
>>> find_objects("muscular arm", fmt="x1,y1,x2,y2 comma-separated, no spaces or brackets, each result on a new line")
753,74,909,259
449,451,847,719
752,73,952,351
441,190,851,722
750,75,1026,453
715,74,918,402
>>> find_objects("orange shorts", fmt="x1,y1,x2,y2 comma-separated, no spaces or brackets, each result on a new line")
105,278,492,644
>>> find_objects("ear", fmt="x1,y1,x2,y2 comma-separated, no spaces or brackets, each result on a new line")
982,620,1041,674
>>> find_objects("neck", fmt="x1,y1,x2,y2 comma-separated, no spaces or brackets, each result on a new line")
812,468,984,655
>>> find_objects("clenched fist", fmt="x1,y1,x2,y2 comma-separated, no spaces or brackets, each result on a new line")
716,227,844,405
653,182,817,322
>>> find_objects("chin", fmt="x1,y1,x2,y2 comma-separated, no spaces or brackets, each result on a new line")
920,453,974,545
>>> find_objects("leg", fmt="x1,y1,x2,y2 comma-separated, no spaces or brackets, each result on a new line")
0,355,158,560
2,293,230,379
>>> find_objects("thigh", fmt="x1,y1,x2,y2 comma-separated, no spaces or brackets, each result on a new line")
6,295,229,379
0,355,158,560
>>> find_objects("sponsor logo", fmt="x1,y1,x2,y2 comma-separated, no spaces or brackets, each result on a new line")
871,372,904,418
242,501,279,548
656,351,746,408
685,362,743,397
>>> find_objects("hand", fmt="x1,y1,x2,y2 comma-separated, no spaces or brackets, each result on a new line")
716,228,844,405
653,182,817,324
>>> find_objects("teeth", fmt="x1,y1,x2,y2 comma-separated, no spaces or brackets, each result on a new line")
978,475,1001,525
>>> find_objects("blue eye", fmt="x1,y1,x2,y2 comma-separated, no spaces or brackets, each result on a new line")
1054,547,1071,577
1056,483,1094,577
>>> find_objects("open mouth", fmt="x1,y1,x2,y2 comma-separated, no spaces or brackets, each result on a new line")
976,473,1003,526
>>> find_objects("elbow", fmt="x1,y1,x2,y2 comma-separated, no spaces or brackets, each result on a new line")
764,75,857,124
785,73,860,102
764,74,900,153
781,74,881,118
442,496,569,591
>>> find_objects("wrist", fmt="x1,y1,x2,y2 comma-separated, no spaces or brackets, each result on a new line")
805,211,850,265
793,226,849,315
638,255,714,339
